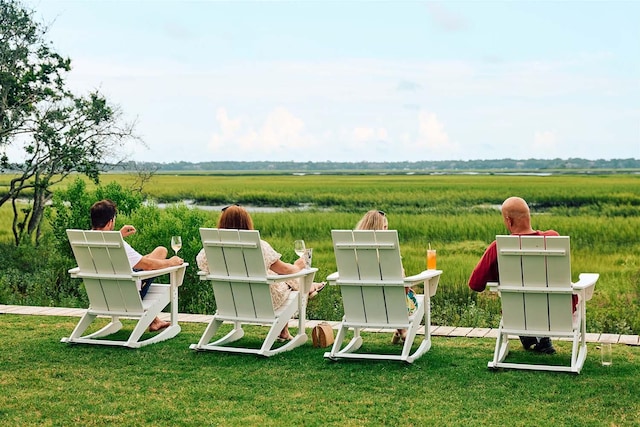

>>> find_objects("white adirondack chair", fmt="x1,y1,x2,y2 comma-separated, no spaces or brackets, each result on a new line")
62,230,188,348
190,228,318,357
487,235,598,373
324,230,442,363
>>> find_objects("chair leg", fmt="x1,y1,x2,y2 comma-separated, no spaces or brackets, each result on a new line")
260,318,291,356
339,327,363,355
62,312,124,343
324,325,345,359
488,323,510,369
64,312,96,341
404,303,430,362
83,316,124,339
194,319,227,348
127,311,158,346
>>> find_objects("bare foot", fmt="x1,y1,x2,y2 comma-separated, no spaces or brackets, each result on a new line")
148,317,171,332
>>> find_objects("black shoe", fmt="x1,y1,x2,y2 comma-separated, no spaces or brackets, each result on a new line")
519,336,538,350
534,337,556,354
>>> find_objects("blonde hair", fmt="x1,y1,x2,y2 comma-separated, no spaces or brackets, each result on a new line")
355,210,388,231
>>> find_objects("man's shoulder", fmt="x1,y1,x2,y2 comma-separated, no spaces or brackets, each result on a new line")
541,230,560,236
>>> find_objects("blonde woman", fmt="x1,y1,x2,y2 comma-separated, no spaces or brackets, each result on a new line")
355,209,416,345
355,209,388,231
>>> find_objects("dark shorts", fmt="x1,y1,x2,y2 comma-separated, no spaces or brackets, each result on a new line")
133,268,155,298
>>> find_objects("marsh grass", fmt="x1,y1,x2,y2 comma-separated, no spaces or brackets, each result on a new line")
1,174,639,333
0,314,638,426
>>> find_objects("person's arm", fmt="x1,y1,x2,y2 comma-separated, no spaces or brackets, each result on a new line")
133,255,183,270
269,257,304,275
468,241,498,292
119,224,136,238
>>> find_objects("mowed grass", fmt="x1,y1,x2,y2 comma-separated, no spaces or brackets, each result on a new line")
0,314,639,426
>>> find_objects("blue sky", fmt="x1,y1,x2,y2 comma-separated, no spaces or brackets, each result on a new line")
23,0,640,163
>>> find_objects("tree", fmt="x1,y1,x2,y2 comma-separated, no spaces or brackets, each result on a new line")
0,0,139,245
49,178,144,258
0,0,69,145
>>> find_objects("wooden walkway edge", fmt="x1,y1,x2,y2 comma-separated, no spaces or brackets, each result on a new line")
1,304,637,346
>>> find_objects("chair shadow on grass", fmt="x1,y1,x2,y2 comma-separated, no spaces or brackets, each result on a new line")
63,317,597,373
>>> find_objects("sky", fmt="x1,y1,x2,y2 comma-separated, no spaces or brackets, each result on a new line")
20,0,640,163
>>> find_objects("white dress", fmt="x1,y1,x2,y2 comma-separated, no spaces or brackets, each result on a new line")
196,239,292,310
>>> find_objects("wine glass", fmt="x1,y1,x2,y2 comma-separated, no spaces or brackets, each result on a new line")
171,236,182,255
294,240,306,257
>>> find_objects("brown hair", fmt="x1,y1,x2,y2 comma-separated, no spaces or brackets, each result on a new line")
217,205,254,230
90,199,117,229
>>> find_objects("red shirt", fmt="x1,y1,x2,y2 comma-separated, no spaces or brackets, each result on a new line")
468,230,560,292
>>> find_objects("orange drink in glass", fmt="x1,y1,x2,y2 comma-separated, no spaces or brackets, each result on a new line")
427,249,437,270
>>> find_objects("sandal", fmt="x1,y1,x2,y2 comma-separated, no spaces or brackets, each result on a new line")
309,282,327,299
391,330,406,345
277,334,293,343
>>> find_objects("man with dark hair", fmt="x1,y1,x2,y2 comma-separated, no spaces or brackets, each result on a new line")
468,196,558,354
90,199,183,332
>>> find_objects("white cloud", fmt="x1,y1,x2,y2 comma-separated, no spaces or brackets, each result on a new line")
209,107,312,160
352,127,388,142
215,108,242,137
54,54,638,162
418,112,449,147
532,130,558,154
258,107,305,148
415,112,459,155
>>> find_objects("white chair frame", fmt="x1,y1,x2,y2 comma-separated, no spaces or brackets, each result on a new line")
487,235,598,373
324,230,442,363
190,228,318,357
62,230,188,348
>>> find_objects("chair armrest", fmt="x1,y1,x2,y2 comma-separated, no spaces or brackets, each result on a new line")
268,268,319,300
326,272,339,285
573,273,599,301
68,267,80,276
404,269,441,285
132,263,189,280
487,282,499,292
266,267,318,282
404,270,442,297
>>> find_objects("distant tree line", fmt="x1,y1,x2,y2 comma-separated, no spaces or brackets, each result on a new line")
113,158,640,173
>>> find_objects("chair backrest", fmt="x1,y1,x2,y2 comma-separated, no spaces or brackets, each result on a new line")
67,229,143,313
199,228,275,319
332,230,408,325
496,235,574,333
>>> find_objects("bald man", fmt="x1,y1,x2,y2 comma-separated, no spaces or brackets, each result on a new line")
468,196,558,354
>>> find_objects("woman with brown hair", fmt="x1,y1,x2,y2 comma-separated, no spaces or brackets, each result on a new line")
196,205,325,341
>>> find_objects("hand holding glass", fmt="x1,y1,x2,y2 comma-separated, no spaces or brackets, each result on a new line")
304,248,313,268
171,236,182,255
294,240,306,257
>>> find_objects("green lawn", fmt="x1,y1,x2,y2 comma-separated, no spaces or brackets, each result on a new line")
1,315,638,426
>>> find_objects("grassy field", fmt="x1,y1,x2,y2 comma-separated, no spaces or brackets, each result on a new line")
0,173,638,333
1,314,638,426
78,172,640,210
